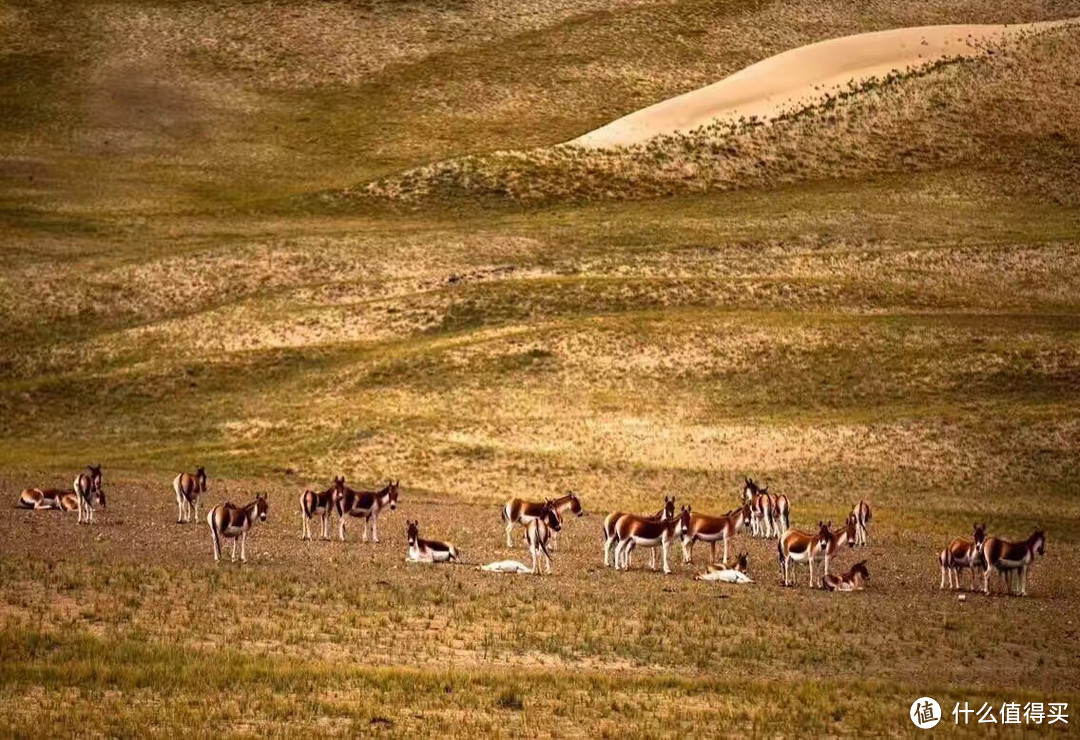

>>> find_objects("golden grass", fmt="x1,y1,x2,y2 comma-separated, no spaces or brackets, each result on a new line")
3,0,1080,734
355,26,1080,205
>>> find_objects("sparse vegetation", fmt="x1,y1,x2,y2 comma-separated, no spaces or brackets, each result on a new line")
2,0,1079,735
354,27,1080,204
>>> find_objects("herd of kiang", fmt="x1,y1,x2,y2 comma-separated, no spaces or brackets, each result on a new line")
16,467,1047,596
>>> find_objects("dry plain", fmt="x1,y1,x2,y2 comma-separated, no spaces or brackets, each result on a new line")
2,0,1080,736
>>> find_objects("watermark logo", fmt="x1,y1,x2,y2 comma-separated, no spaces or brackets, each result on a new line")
911,697,942,729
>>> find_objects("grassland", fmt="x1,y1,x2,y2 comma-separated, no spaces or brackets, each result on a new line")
2,0,1080,736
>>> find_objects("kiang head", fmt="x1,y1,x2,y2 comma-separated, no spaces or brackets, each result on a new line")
87,464,103,490
196,466,207,491
743,477,758,501
679,504,692,530
567,490,584,517
543,499,563,531
817,521,833,549
736,551,749,574
1032,530,1046,556
852,560,870,581
973,522,987,550
254,492,268,521
844,513,857,547
406,520,419,545
662,496,676,521
387,479,400,510
329,476,346,506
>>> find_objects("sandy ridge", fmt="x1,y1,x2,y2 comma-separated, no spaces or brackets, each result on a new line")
568,20,1076,149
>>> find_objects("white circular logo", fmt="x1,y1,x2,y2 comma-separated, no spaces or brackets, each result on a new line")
910,697,942,729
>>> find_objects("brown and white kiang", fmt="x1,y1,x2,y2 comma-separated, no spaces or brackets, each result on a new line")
406,520,459,563
603,496,676,568
525,500,564,575
613,504,690,575
544,491,583,551
300,475,346,541
173,467,207,524
336,479,400,542
809,517,858,586
981,530,1045,597
823,561,870,592
831,515,858,551
73,464,105,525
771,493,791,536
778,522,832,588
502,490,583,549
695,552,753,583
207,493,269,563
679,502,751,566
18,487,78,511
938,523,987,591
849,500,872,546
743,478,776,538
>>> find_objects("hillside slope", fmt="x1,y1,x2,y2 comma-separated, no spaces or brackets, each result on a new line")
3,0,1077,215
356,24,1080,204
569,21,1070,147
3,2,1080,734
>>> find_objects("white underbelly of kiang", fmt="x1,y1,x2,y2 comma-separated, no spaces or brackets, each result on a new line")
996,557,1028,569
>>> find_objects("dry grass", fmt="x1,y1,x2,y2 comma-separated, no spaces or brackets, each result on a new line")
355,26,1080,204
1,478,1078,736
2,0,1080,734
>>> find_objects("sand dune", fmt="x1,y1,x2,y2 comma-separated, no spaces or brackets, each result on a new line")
569,20,1074,149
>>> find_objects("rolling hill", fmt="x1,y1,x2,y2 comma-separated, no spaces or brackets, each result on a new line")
2,1,1079,735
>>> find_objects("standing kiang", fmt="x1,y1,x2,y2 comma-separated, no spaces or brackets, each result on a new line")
502,490,583,550
207,493,269,563
73,464,105,525
300,475,346,541
613,504,690,575
680,502,751,566
603,496,676,568
982,530,1046,597
778,522,834,588
525,500,563,575
173,467,207,524
938,523,987,591
336,479,400,542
